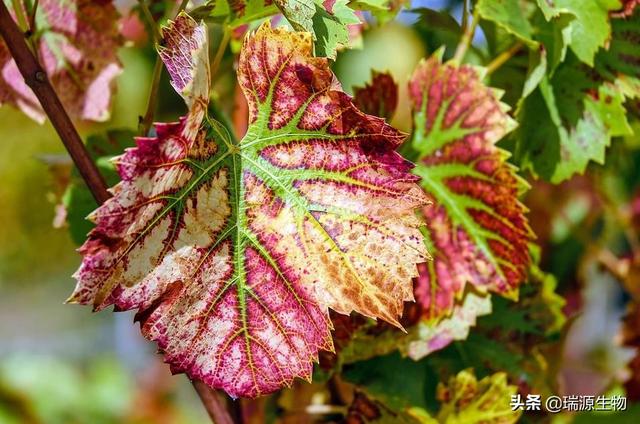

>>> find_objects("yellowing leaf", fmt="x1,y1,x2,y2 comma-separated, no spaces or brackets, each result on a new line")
435,370,521,424
69,14,428,398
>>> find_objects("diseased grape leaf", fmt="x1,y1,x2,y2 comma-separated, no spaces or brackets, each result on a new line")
404,52,533,357
0,0,122,123
353,70,398,121
69,14,428,398
405,292,492,360
343,361,520,424
434,370,521,424
63,130,136,245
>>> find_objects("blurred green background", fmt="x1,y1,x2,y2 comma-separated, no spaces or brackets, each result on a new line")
0,46,210,423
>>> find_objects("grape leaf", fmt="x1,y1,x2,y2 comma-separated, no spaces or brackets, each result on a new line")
344,361,520,424
406,292,492,360
404,52,533,355
535,0,620,66
0,0,122,123
273,0,316,33
63,130,136,245
311,0,360,59
476,0,537,47
353,70,398,121
190,0,279,27
596,7,640,99
531,8,573,74
69,14,428,398
515,56,632,183
273,0,362,59
434,370,521,424
342,351,435,411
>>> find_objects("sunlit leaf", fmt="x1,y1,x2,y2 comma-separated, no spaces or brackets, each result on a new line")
310,0,360,59
515,56,632,183
476,0,537,47
535,0,620,65
0,0,122,122
69,14,428,398
273,0,315,33
435,370,521,424
190,0,279,27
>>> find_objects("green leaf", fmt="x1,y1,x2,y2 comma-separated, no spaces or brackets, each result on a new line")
413,8,475,62
343,352,436,411
515,56,632,183
274,0,360,59
349,0,388,12
476,0,537,47
521,46,547,99
531,8,574,73
190,0,279,27
312,0,361,59
345,391,437,424
274,0,316,33
596,7,640,98
537,0,621,65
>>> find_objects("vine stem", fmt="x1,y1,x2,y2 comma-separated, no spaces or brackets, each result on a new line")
486,42,524,75
28,0,39,34
137,0,162,43
0,3,236,423
137,0,163,136
211,27,231,81
452,7,479,64
193,380,240,424
461,0,469,33
0,1,109,203
140,56,163,136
